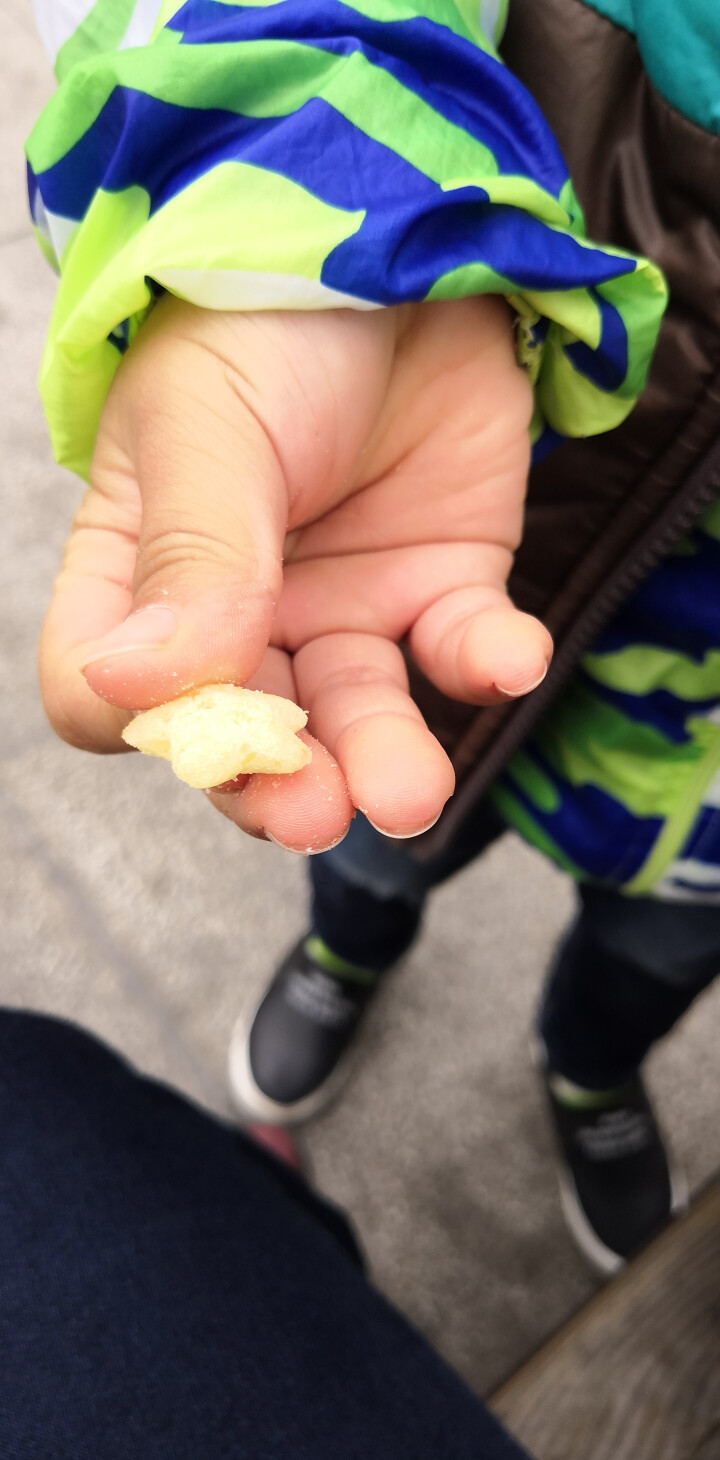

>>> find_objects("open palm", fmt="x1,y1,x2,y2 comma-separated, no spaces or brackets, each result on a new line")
40,293,550,851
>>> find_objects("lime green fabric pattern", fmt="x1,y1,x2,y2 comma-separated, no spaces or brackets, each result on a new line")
38,166,365,473
55,0,139,83
532,684,713,823
489,783,584,878
495,496,720,896
26,0,667,479
583,646,720,701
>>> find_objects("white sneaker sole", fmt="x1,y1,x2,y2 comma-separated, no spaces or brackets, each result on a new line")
557,1161,688,1278
227,990,360,1127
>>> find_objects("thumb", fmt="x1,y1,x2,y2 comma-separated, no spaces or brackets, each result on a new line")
81,301,288,711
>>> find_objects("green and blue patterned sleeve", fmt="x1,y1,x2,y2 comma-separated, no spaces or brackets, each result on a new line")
27,0,668,480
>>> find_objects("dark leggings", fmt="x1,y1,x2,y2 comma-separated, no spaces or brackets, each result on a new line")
311,813,720,1088
539,885,720,1087
0,1009,528,1460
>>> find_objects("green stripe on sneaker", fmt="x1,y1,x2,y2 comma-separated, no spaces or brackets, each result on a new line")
549,1072,628,1110
304,936,379,986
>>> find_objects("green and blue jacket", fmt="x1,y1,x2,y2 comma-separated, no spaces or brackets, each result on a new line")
25,0,720,898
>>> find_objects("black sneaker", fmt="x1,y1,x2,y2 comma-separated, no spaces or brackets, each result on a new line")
540,1063,687,1275
229,937,380,1124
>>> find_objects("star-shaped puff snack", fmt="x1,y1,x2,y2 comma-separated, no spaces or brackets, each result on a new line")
122,684,311,788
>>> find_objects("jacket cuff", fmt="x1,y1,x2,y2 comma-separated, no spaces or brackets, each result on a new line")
27,0,667,479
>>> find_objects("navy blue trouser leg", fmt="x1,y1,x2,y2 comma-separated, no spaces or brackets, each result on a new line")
0,1009,529,1460
311,811,720,1085
310,801,506,971
539,886,720,1089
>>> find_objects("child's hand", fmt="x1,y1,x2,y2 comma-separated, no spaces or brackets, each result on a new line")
39,294,551,852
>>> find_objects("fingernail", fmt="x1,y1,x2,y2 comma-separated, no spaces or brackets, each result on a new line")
308,828,350,854
493,662,549,698
266,829,350,856
81,606,177,670
266,833,309,856
365,810,442,839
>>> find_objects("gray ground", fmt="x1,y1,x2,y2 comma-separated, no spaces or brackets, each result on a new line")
2,13,719,1399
